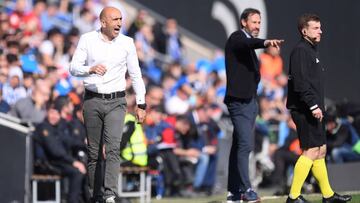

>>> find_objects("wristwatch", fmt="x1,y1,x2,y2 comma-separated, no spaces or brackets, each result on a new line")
137,103,147,110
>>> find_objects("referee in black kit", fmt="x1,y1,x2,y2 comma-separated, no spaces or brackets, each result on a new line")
286,13,351,203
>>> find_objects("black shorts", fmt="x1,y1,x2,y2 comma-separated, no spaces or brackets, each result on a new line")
290,110,326,149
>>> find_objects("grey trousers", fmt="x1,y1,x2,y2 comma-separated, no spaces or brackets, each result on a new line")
83,96,126,198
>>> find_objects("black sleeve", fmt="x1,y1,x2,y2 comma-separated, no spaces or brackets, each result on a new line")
230,32,266,52
120,121,135,151
37,126,74,164
290,48,318,109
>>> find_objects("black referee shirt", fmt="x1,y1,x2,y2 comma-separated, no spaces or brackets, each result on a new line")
286,38,325,112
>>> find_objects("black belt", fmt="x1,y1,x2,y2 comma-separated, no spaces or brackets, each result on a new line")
85,90,125,99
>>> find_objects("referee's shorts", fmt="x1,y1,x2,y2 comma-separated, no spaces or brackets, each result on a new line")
291,110,326,149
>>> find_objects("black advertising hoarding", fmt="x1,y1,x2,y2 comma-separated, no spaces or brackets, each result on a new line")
0,116,32,203
134,0,360,102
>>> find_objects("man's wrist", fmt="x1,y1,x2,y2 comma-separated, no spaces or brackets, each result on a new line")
137,103,147,110
310,104,319,111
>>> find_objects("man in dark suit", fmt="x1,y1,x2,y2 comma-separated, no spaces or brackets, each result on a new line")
286,13,351,203
224,8,283,203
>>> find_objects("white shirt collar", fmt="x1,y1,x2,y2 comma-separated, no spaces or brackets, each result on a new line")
97,29,118,43
242,29,251,38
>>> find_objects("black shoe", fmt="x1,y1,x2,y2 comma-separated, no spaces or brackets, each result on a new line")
286,195,311,203
322,193,352,203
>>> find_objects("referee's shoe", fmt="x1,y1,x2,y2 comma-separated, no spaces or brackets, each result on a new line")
322,193,352,203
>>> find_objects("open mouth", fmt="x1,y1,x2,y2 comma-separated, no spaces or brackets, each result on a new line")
114,27,120,33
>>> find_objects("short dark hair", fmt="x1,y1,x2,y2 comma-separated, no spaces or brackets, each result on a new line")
47,27,62,39
54,96,71,112
297,13,321,35
6,53,18,64
240,8,261,28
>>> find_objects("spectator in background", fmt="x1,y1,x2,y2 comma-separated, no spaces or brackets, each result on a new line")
39,27,64,67
72,103,86,145
8,0,27,31
325,114,360,163
0,66,9,85
272,118,301,196
164,19,183,63
145,85,164,108
55,95,90,200
173,118,201,193
120,113,148,168
134,23,157,69
165,84,191,115
10,79,50,124
260,46,283,85
0,12,11,37
6,53,21,69
188,106,219,194
6,40,21,55
2,66,26,106
44,66,60,103
55,95,74,122
0,86,10,113
57,27,80,72
40,0,72,33
74,8,95,35
127,9,148,38
224,8,283,203
33,103,86,203
160,73,177,100
22,72,34,95
144,105,183,196
23,0,46,36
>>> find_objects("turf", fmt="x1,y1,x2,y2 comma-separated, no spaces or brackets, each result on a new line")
148,192,360,203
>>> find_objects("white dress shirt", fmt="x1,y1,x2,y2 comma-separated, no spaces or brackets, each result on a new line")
70,30,146,104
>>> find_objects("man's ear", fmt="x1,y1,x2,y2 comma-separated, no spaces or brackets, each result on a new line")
302,29,307,36
241,19,247,28
100,19,106,28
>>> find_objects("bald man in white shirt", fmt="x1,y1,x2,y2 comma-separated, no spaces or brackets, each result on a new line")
70,7,146,203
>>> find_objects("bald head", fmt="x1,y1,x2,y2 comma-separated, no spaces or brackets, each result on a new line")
99,7,122,41
100,6,121,21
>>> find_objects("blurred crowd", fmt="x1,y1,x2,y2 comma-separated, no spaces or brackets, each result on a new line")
1,0,360,202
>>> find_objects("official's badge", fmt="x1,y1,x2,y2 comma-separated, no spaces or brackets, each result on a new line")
43,129,49,137
73,129,80,135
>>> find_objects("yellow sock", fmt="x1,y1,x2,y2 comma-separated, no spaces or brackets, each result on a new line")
311,158,334,198
289,155,313,199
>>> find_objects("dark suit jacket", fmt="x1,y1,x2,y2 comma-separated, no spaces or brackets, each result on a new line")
224,30,266,102
286,38,325,112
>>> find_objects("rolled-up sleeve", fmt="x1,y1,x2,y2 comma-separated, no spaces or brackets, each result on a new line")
126,39,146,104
70,35,91,77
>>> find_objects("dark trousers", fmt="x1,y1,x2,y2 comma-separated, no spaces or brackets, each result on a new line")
158,149,182,187
55,163,84,203
226,97,258,193
83,96,127,198
272,148,299,188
